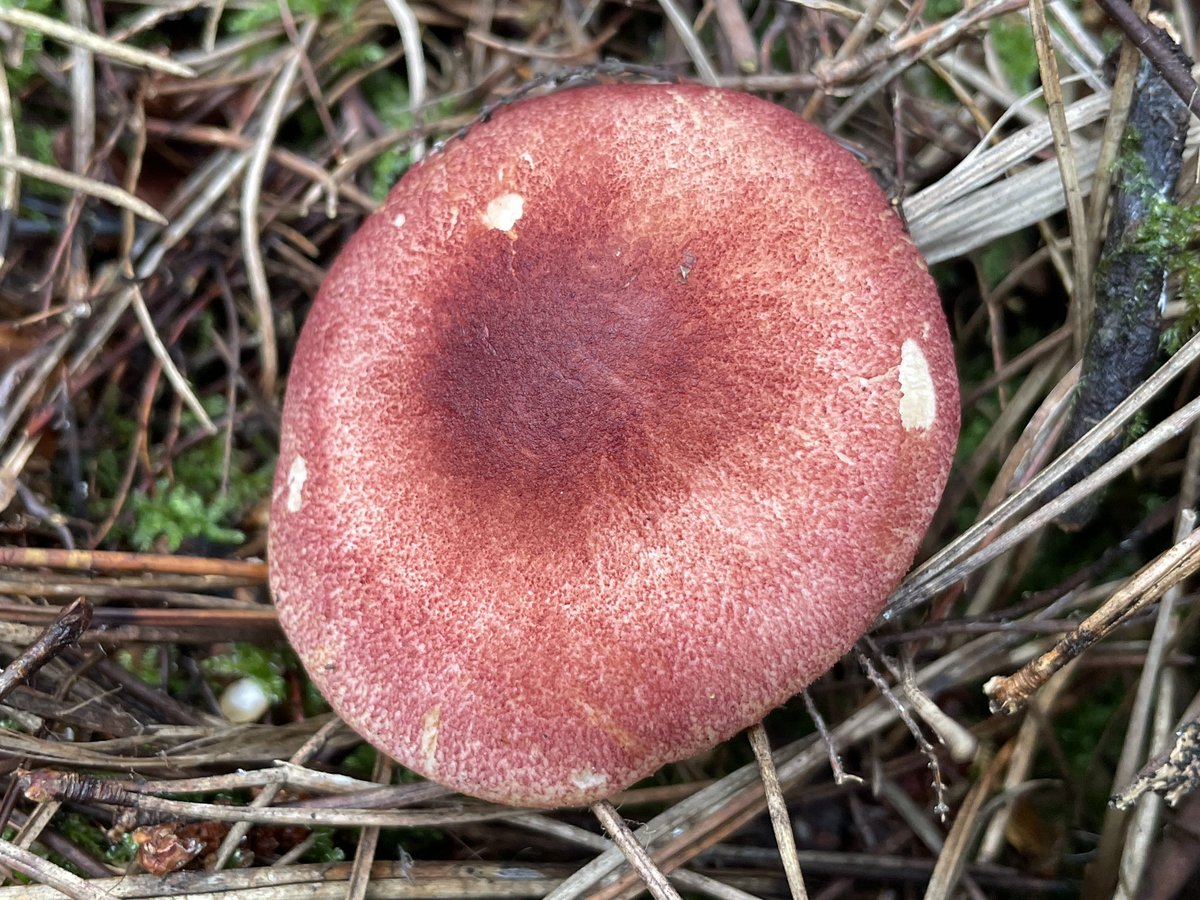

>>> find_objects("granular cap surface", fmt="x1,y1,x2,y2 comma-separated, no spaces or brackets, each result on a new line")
269,83,959,808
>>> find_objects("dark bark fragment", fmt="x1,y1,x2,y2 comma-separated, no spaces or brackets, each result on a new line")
1055,36,1192,529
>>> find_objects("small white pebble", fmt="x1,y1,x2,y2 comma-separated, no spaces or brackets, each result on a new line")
220,677,271,723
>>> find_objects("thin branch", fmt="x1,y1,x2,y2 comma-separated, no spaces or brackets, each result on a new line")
128,286,218,435
747,723,809,899
657,0,719,86
987,526,1200,714
0,599,91,702
0,839,110,900
591,800,683,900
0,155,165,224
1093,0,1200,120
0,6,196,76
240,21,317,396
1029,0,1093,352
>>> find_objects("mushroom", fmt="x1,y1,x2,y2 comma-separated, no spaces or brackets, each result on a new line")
269,83,958,809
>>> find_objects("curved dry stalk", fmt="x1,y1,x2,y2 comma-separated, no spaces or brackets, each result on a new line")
381,0,429,159
240,20,317,397
0,62,17,267
128,286,217,435
656,0,719,85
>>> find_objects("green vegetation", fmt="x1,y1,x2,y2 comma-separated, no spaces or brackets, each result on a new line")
225,0,362,34
304,828,345,863
92,396,274,553
114,645,173,689
1141,193,1200,353
6,0,59,92
1091,129,1200,355
925,0,963,19
126,480,248,552
7,0,69,198
977,232,1034,290
988,16,1039,93
57,812,139,868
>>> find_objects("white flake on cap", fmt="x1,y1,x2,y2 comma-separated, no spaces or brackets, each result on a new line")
286,456,308,513
419,706,442,773
898,339,936,431
482,193,524,232
570,769,608,791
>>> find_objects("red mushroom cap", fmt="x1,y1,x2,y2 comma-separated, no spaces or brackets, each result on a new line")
269,83,958,808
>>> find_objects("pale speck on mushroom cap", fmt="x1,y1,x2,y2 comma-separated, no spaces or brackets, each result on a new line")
269,83,959,808
898,339,937,431
284,456,307,513
418,706,442,775
481,192,524,232
570,769,609,792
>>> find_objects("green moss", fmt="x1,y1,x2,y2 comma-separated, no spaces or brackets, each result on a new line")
93,394,274,553
301,676,331,717
370,147,410,202
304,828,345,863
926,0,964,20
978,233,1034,290
2,813,134,877
331,42,388,75
1102,135,1200,354
55,812,138,868
126,481,246,551
6,0,58,91
988,16,1039,92
6,2,68,203
115,645,164,686
225,0,360,34
1154,189,1200,350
